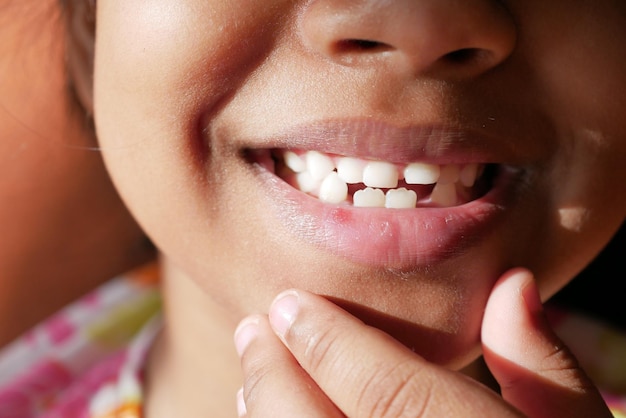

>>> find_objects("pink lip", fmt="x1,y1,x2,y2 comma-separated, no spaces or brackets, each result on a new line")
243,119,547,165
244,120,535,269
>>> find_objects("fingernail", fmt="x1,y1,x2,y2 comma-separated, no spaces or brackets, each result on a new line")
234,316,259,356
236,386,246,417
269,290,299,337
521,275,543,315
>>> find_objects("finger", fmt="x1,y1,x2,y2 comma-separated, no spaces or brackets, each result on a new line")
234,314,345,418
268,290,522,418
481,268,613,418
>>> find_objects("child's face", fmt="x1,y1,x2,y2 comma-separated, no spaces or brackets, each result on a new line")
93,1,626,368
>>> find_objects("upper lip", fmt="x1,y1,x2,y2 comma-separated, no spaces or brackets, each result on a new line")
235,118,549,166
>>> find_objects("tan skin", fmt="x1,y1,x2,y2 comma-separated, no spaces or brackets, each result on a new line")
0,0,154,347
63,0,626,416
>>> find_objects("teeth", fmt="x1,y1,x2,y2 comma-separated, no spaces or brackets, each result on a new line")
284,151,307,173
363,161,399,188
336,157,365,184
459,164,478,187
296,171,317,193
306,151,335,181
385,188,418,209
438,164,460,185
404,163,440,185
353,187,386,207
430,182,457,207
319,172,348,204
281,150,485,208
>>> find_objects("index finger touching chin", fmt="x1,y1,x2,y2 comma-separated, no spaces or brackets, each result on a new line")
269,290,522,418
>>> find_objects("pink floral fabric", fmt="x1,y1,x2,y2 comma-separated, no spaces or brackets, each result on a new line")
0,266,624,417
548,305,626,417
0,264,160,418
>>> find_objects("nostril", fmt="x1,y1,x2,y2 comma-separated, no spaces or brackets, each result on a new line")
301,0,516,77
443,48,491,65
335,39,393,54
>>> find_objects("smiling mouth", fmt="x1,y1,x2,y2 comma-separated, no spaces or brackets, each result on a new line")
237,119,524,267
248,149,497,209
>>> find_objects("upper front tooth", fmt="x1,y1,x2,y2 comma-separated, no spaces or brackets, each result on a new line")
363,161,398,188
459,164,478,187
404,163,440,185
319,172,348,204
284,151,307,173
306,151,335,181
336,157,365,184
438,165,461,184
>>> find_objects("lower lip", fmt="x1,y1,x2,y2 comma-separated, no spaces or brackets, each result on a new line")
255,165,513,269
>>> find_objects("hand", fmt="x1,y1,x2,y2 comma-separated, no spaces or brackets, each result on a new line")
234,269,613,417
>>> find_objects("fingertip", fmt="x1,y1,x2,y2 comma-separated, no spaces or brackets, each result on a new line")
496,267,534,289
237,386,247,417
519,271,544,318
234,315,261,357
481,274,613,416
481,267,541,364
268,289,300,338
489,267,536,308
482,267,582,384
490,267,545,329
485,267,536,314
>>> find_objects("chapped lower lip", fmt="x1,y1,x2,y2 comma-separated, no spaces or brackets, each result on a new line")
252,160,516,269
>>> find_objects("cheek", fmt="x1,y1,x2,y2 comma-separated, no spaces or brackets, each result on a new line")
94,0,286,147
93,0,285,227
508,1,626,290
516,0,626,109
97,1,291,93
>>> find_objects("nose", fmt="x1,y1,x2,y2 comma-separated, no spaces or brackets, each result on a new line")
299,0,517,79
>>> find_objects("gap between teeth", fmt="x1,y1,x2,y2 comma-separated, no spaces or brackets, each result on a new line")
283,150,482,208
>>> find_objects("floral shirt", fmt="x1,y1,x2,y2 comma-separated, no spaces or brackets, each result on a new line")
0,265,625,417
0,264,161,418
547,307,626,417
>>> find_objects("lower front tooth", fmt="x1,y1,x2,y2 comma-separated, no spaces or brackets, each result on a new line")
353,187,385,207
430,182,457,207
296,171,317,193
385,188,417,209
319,172,348,204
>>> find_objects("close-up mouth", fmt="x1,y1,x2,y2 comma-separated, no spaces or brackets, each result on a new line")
235,120,530,267
233,119,536,213
249,148,498,209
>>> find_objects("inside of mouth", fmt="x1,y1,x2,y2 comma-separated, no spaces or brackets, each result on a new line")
250,149,495,208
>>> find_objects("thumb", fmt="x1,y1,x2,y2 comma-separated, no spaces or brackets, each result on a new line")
481,268,613,418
